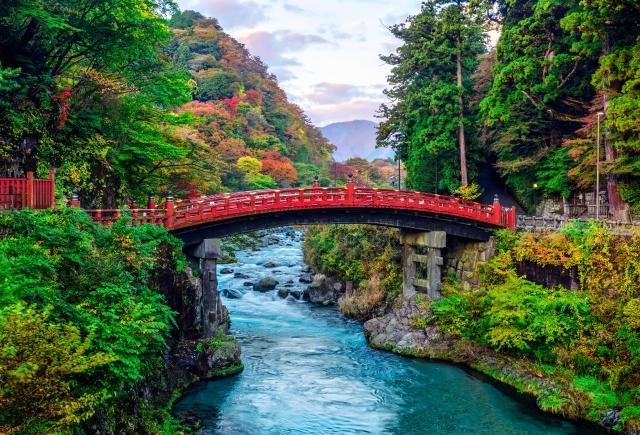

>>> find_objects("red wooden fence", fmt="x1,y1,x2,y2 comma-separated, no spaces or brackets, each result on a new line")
0,171,55,210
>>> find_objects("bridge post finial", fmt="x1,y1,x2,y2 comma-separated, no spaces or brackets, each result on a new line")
165,190,174,229
493,194,503,226
313,175,320,188
69,188,81,208
346,173,355,204
147,192,155,210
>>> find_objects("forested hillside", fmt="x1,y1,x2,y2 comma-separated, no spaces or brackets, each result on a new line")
167,11,334,193
379,0,640,217
0,3,333,208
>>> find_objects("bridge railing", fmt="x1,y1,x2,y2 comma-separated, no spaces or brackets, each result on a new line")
0,171,55,210
167,185,516,230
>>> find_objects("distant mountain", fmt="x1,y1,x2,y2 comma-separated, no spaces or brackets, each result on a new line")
320,120,393,162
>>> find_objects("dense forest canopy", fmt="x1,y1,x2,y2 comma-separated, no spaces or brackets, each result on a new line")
379,0,640,217
0,3,333,207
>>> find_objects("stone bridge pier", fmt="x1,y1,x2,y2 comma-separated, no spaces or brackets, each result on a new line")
184,238,226,338
400,230,497,299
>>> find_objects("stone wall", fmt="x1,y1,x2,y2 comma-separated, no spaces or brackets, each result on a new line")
444,236,496,290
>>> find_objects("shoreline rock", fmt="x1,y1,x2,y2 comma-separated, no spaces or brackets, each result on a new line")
303,274,345,305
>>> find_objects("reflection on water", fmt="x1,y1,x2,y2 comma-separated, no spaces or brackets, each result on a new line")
173,229,598,435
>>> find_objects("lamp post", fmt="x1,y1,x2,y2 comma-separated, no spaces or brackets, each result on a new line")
596,111,605,221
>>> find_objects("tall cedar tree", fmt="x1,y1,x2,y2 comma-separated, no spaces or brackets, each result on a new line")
480,0,595,209
377,1,486,193
563,0,640,219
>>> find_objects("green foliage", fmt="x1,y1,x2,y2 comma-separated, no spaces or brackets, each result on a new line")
0,208,182,431
437,227,640,431
378,0,487,193
483,275,589,356
452,182,483,200
304,225,402,315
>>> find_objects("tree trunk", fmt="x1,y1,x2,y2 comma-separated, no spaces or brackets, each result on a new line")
602,35,630,222
456,36,468,187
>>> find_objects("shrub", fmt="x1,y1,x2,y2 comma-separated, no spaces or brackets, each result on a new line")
0,304,114,432
0,208,182,431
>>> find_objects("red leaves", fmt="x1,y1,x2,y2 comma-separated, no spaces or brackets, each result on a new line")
244,89,262,105
178,101,230,120
51,86,73,130
221,95,242,116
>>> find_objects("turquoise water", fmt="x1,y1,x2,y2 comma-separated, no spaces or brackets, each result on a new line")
173,230,599,434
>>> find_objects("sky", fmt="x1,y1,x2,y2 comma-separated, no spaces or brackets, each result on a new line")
175,0,422,126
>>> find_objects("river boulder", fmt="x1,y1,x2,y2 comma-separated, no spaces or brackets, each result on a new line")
277,288,289,298
263,261,278,268
223,288,243,299
220,267,234,274
363,295,454,356
304,274,344,305
289,289,303,300
253,277,278,292
299,273,313,283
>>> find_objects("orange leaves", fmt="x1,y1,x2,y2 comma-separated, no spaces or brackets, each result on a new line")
217,138,247,163
178,101,230,120
259,151,297,184
51,86,73,130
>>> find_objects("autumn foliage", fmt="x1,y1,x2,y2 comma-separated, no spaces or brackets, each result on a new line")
259,151,297,184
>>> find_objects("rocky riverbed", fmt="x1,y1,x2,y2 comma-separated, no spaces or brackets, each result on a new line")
173,228,597,434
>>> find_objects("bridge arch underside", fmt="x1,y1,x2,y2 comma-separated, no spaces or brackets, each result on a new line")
171,207,497,247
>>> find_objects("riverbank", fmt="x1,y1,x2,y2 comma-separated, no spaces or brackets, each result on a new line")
363,295,613,433
303,223,640,434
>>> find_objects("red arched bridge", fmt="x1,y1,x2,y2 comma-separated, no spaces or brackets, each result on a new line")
1,173,516,244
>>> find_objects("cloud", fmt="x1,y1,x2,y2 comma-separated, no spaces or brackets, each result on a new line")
239,30,329,67
270,67,296,83
282,3,306,13
304,82,374,104
183,0,267,29
306,99,384,126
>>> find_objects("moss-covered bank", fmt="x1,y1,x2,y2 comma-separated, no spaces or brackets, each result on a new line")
305,223,640,433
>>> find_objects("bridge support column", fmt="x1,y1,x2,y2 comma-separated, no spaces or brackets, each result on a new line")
188,238,223,338
400,230,446,299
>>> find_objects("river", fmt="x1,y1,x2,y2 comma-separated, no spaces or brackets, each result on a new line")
173,229,599,434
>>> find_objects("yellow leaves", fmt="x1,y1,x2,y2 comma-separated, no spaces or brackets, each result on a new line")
0,304,113,430
623,299,640,330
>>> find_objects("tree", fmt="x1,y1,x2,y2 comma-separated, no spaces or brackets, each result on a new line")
0,304,113,432
259,151,297,185
236,156,262,175
480,0,593,208
562,0,640,219
377,1,486,193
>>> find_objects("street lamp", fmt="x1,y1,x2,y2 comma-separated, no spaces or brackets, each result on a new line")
596,111,605,221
